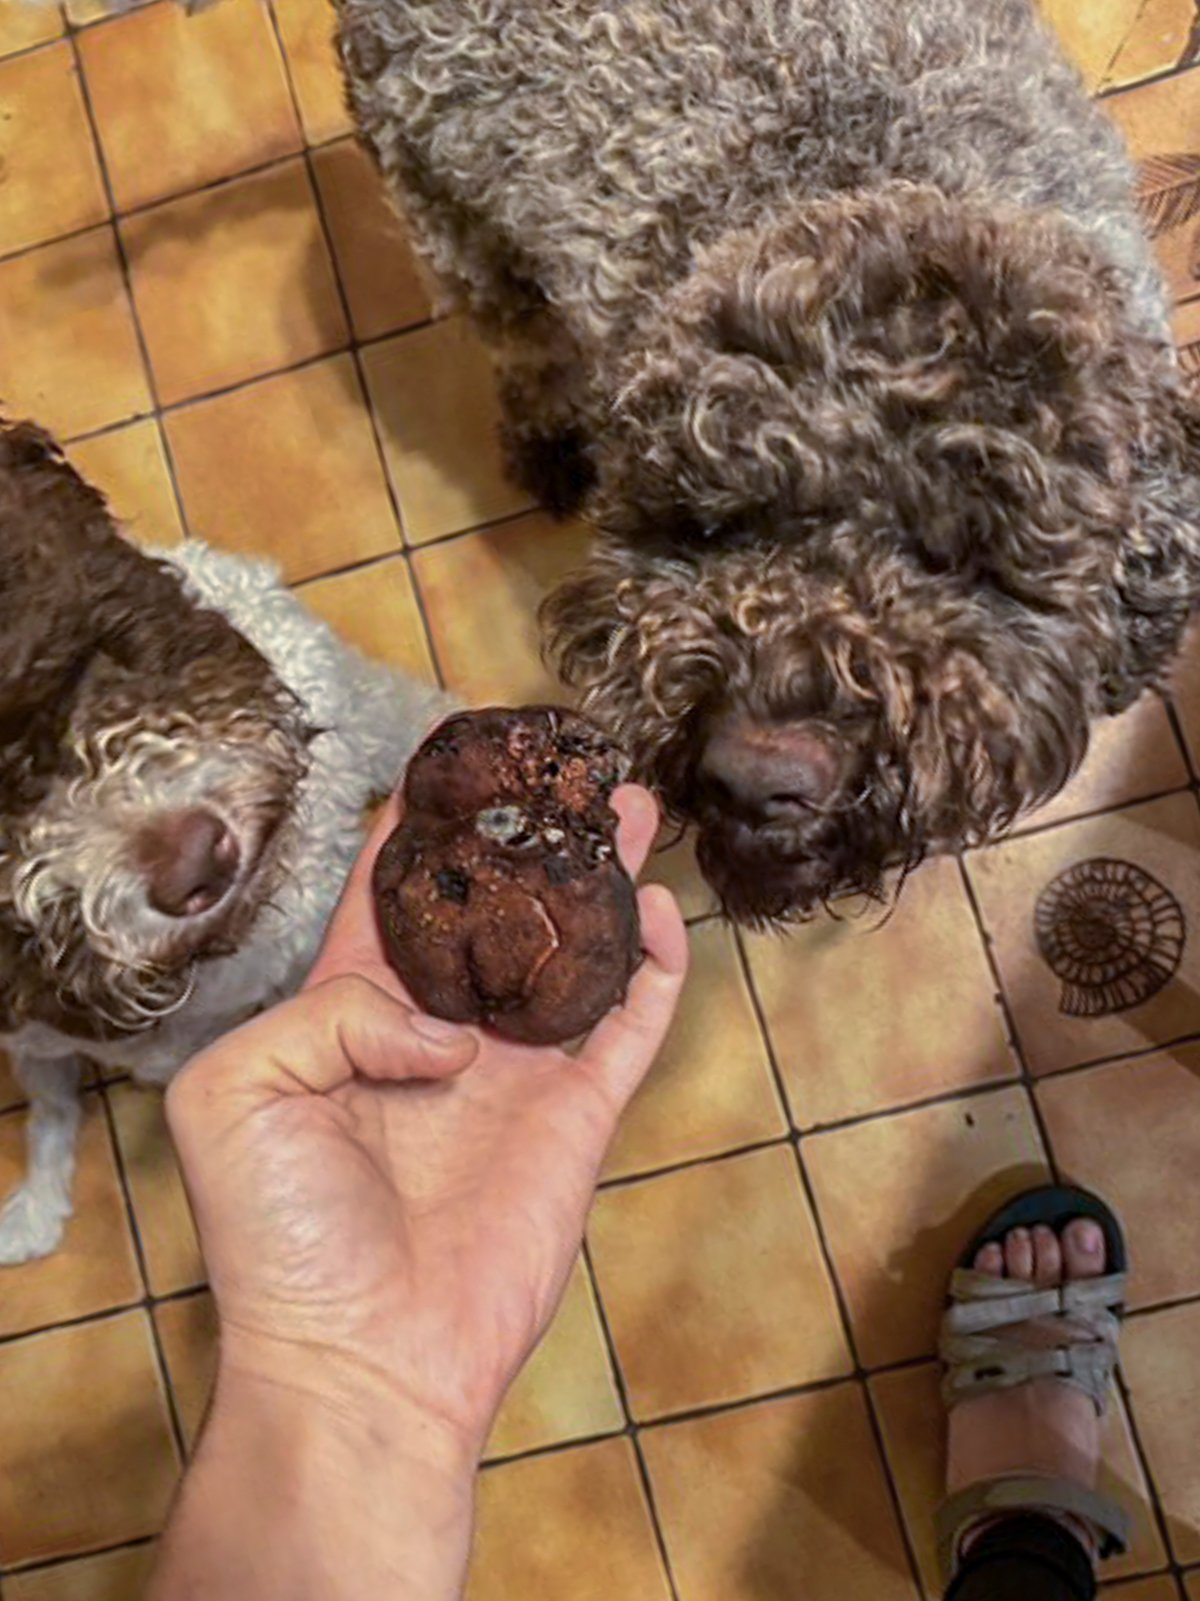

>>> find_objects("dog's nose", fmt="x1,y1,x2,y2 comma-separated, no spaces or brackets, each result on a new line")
139,808,240,918
698,716,842,820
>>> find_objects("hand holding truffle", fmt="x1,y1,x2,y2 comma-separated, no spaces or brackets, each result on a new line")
162,758,686,1588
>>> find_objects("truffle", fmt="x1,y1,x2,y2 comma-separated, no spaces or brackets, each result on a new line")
373,706,640,1044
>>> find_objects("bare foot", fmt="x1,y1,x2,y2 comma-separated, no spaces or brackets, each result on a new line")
946,1218,1107,1534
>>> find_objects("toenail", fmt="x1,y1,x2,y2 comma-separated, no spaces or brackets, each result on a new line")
1075,1221,1103,1256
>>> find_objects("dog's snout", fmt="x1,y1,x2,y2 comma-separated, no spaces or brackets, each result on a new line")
138,807,240,918
698,716,842,820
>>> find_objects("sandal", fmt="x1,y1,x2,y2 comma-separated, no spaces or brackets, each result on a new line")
934,1184,1132,1584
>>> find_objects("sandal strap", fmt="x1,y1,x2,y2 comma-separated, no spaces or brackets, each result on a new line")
945,1268,1126,1331
940,1269,1126,1414
935,1473,1131,1584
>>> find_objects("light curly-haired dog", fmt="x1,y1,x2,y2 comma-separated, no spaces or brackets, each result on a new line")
337,0,1200,924
0,418,450,1262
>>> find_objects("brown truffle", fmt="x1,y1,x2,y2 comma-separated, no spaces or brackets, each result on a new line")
373,706,640,1044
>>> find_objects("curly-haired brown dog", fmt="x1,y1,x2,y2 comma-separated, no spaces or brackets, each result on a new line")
337,0,1200,924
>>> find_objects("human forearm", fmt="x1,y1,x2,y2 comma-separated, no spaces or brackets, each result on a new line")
149,1355,478,1601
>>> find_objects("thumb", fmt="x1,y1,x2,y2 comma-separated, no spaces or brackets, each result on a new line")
169,975,479,1124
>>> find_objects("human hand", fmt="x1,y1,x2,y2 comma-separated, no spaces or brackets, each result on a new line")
166,784,688,1465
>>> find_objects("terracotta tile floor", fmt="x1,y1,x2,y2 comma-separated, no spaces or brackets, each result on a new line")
3,2,1200,1597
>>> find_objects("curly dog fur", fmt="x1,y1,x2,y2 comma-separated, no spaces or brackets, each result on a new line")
0,416,450,1260
337,0,1200,922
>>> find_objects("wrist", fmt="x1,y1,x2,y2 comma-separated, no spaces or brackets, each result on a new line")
151,1338,478,1601
216,1328,485,1484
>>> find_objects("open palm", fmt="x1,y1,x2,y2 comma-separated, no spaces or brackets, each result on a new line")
167,784,687,1448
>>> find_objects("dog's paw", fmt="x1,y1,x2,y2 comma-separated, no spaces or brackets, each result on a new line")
0,1185,69,1265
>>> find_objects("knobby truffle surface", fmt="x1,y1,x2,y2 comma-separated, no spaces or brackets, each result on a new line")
373,706,640,1043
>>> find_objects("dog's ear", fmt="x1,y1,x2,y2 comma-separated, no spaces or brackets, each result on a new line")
0,420,110,731
900,638,1087,850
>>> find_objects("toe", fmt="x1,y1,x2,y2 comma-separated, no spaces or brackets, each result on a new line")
974,1240,1004,1275
1032,1223,1062,1287
1005,1225,1034,1280
1062,1217,1106,1280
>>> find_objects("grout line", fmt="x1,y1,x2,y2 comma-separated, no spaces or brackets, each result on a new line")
729,926,927,1598
1098,0,1153,91
260,0,450,694
1098,50,1200,101
598,1134,791,1192
96,1081,191,1462
996,778,1194,848
0,1297,148,1354
1113,1362,1187,1585
1162,691,1199,784
0,1532,158,1582
578,1239,683,1601
954,855,1061,1180
0,29,69,72
64,20,202,546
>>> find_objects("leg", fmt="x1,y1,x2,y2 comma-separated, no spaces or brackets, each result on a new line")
938,1192,1129,1599
0,1052,83,1264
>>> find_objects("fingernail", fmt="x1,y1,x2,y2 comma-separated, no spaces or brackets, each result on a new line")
411,1013,469,1044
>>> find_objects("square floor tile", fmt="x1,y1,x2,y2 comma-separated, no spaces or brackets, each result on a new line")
967,794,1200,1076
0,227,151,438
4,1543,158,1601
79,0,301,213
153,1292,217,1452
871,1361,1167,1595
485,1258,622,1461
1107,0,1200,91
603,920,785,1181
0,1095,140,1339
1110,71,1200,302
0,1311,179,1566
164,354,398,581
0,5,63,59
805,1085,1049,1368
296,556,437,682
589,1147,851,1419
414,513,591,703
1186,1571,1200,1600
310,138,432,342
0,42,108,256
1022,695,1188,834
746,857,1014,1130
363,320,531,545
1041,0,1145,90
642,1384,918,1601
122,159,347,405
1123,1301,1200,1563
66,419,185,547
272,0,354,145
108,1082,203,1298
468,1438,671,1601
1037,1044,1200,1308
